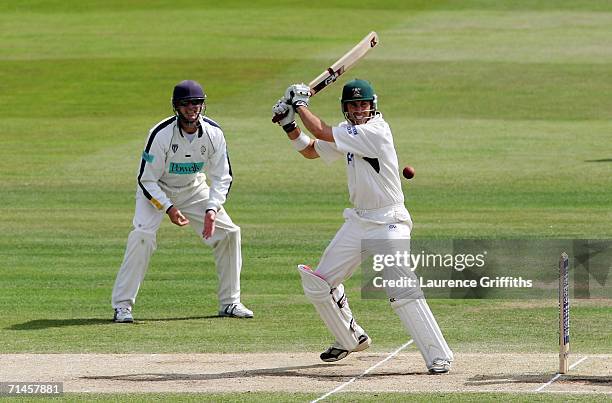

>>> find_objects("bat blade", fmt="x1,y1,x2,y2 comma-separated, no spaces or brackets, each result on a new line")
309,31,378,96
272,31,379,123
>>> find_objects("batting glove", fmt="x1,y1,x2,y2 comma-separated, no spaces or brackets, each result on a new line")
272,99,296,132
285,83,311,109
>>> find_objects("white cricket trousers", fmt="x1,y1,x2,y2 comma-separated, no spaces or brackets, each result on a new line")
112,187,242,309
315,211,415,292
311,209,453,367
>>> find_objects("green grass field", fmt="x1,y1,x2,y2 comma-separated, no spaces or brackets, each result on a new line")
1,0,610,401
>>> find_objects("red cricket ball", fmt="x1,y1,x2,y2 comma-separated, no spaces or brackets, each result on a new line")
402,165,415,179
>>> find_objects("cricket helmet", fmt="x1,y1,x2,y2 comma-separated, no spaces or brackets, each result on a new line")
340,79,377,124
172,80,206,106
171,80,207,126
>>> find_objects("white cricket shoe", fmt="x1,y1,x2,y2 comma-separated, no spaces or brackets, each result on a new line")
219,303,254,318
353,334,372,352
113,307,133,323
320,334,371,362
428,358,451,374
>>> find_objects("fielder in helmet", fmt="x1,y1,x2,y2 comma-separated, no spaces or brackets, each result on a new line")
172,79,207,131
271,80,453,374
111,80,253,323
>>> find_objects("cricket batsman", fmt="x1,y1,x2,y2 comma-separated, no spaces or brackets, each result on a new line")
271,79,453,373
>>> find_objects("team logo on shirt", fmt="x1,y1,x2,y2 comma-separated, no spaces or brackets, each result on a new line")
388,224,398,231
172,144,179,153
169,162,204,174
141,151,154,163
346,126,358,136
346,153,354,166
200,145,206,155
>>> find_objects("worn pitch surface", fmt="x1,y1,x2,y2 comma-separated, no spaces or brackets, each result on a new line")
2,353,610,394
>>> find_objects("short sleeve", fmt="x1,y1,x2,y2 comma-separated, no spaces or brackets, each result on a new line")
332,120,390,158
314,139,342,164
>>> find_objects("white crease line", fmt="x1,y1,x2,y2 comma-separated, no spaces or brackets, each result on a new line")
535,373,561,392
569,356,589,370
311,339,414,403
534,356,589,392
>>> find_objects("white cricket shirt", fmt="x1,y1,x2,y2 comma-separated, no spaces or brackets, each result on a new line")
137,115,233,213
314,113,410,224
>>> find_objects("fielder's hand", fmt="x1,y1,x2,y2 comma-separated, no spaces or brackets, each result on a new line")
203,209,216,239
167,206,189,226
285,83,311,109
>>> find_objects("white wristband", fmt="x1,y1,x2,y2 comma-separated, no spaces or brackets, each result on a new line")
291,132,311,151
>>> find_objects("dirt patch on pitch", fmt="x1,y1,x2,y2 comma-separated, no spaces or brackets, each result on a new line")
1,352,609,395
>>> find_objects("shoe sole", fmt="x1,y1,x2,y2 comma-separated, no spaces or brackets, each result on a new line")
320,336,370,363
428,359,451,374
320,349,349,362
428,364,451,374
353,336,371,352
218,312,253,318
113,311,133,323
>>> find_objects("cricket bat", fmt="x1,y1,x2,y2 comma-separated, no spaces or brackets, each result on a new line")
272,31,379,123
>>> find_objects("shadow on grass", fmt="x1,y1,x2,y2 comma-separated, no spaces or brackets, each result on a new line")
585,158,612,162
7,316,223,330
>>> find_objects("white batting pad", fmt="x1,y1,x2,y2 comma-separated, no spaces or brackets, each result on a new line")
298,265,360,350
331,284,366,337
391,298,454,368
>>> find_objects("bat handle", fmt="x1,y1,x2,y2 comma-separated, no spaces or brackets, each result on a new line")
272,110,288,124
